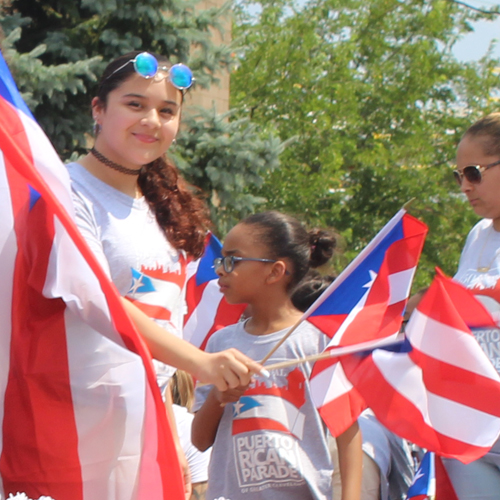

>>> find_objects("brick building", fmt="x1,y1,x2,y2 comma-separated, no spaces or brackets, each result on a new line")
185,0,231,115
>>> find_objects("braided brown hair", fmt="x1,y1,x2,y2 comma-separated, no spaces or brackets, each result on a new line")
96,51,210,258
138,157,209,258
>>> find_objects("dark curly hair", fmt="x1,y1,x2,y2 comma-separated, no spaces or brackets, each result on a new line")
95,51,210,258
291,271,336,312
240,211,337,291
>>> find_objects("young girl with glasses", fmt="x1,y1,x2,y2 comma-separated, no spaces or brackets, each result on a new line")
67,51,262,496
440,114,500,499
192,211,362,500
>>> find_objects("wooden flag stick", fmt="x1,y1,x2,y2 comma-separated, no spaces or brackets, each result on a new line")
263,334,405,372
260,318,305,364
402,197,416,211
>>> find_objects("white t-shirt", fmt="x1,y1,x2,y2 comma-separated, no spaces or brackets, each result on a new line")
455,218,500,374
68,162,188,390
173,404,211,484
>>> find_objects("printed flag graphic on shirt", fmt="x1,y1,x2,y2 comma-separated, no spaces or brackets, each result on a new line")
308,209,427,436
345,270,500,463
406,451,459,500
232,368,307,440
0,52,183,499
184,233,246,349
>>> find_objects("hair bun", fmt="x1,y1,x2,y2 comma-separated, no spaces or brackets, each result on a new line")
309,229,336,268
291,271,336,312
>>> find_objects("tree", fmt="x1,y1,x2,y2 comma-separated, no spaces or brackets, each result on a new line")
0,0,283,233
172,106,284,233
232,0,500,288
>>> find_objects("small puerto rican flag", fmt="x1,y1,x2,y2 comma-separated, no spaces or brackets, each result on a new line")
406,451,435,499
184,233,246,350
406,451,459,500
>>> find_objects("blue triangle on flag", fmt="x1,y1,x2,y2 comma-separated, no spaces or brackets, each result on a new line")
28,185,41,211
196,234,223,286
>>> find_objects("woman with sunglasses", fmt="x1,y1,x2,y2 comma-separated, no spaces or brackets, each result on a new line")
67,51,262,497
444,113,500,499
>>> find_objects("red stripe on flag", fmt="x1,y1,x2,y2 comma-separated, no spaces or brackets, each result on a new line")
232,418,291,436
128,299,172,321
317,387,366,437
417,270,495,330
343,354,492,463
392,215,428,270
377,301,406,338
1,152,83,498
199,300,246,351
184,276,209,325
410,347,500,417
307,314,348,339
435,455,460,500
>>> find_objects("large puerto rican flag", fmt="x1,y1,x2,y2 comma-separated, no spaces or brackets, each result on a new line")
184,233,246,350
0,52,183,499
345,270,500,463
308,209,427,436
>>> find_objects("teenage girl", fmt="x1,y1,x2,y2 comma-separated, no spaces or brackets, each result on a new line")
192,211,362,500
68,51,262,496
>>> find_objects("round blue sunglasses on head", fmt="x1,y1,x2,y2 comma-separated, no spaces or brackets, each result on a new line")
107,52,194,91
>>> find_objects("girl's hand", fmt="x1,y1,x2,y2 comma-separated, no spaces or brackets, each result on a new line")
195,348,262,392
214,384,249,405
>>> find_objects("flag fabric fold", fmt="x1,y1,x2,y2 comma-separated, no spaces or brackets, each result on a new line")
183,233,246,350
0,51,183,499
345,270,500,463
308,210,428,436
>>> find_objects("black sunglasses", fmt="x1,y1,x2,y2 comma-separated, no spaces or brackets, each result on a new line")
453,159,500,186
213,255,278,274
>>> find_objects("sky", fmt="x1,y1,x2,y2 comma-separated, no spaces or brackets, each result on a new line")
453,0,500,61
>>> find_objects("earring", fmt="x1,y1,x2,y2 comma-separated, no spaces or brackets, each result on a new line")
93,121,101,136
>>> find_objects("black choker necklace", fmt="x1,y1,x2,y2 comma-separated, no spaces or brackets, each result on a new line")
90,147,143,176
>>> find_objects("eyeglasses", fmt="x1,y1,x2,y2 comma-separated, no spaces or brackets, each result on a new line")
106,52,194,91
213,255,278,274
453,159,500,186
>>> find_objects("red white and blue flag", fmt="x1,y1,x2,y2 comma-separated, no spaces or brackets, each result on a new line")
406,451,435,500
345,270,500,463
0,52,183,499
184,233,246,349
308,210,427,435
406,451,459,500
